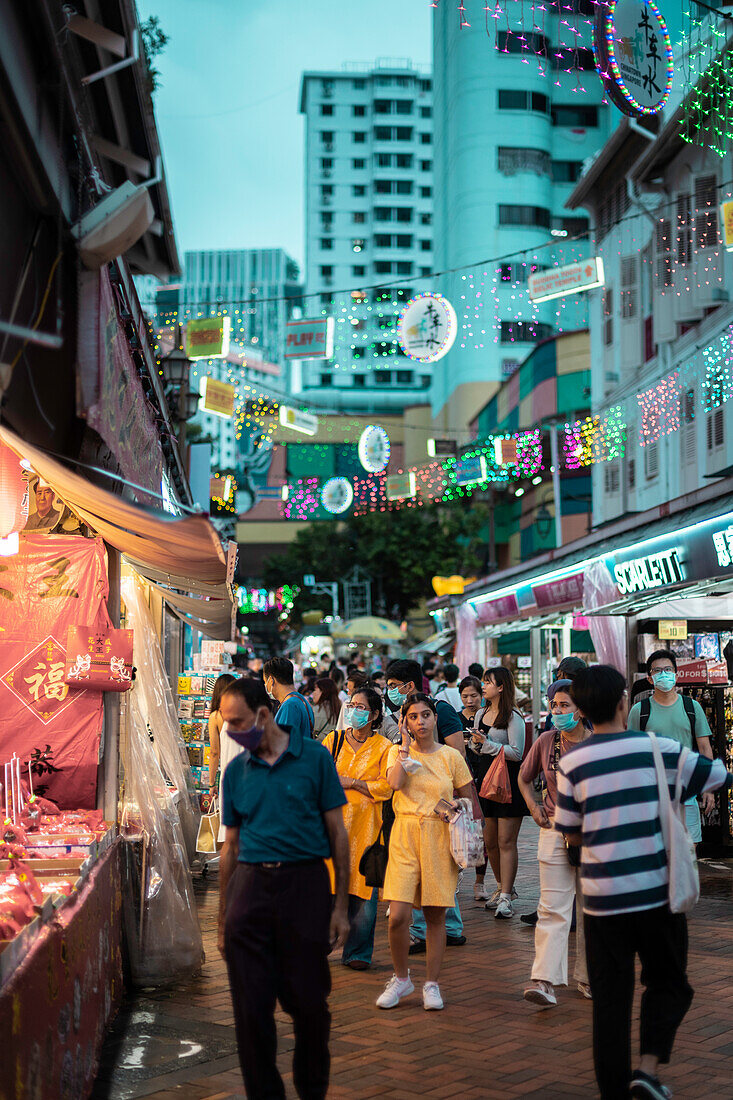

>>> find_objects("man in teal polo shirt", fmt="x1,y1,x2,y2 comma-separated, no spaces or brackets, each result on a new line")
218,677,349,1100
263,656,315,740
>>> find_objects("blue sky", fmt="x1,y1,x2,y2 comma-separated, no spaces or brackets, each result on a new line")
138,0,432,274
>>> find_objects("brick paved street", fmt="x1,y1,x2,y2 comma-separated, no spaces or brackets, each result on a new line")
92,823,733,1100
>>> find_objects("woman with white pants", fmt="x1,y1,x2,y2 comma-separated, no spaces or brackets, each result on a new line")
518,680,591,1008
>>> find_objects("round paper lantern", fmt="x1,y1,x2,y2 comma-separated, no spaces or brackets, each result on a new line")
0,444,25,554
358,425,391,474
321,477,354,515
398,293,457,363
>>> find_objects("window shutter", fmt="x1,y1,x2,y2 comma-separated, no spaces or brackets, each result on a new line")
715,406,724,448
645,440,659,480
655,220,673,287
695,174,718,250
621,256,637,318
676,194,692,264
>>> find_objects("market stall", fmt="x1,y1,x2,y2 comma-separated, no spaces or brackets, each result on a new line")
0,428,231,1095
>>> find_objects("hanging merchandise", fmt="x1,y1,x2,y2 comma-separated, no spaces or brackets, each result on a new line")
593,0,674,117
398,293,457,362
358,425,391,473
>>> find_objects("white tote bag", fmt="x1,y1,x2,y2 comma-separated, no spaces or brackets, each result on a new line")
648,733,700,914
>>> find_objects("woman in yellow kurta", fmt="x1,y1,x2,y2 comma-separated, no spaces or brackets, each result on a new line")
377,692,473,1012
322,686,392,970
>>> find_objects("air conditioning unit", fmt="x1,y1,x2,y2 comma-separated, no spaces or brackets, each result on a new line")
322,170,332,178
324,142,334,151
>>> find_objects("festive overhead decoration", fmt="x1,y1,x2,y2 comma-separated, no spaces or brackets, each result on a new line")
679,9,733,157
358,425,391,474
593,0,674,117
701,324,733,411
237,585,298,615
397,293,457,363
564,406,627,468
637,372,680,446
321,477,354,515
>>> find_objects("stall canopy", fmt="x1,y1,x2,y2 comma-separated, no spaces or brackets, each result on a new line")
330,616,404,641
411,629,455,656
0,426,233,634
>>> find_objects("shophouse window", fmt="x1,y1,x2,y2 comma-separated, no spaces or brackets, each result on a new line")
498,205,551,228
551,104,598,126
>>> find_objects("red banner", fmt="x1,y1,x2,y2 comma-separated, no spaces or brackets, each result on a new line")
0,535,110,807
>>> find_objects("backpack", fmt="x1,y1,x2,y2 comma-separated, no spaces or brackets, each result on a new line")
639,695,696,742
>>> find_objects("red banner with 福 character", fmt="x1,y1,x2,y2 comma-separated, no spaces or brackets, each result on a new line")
0,534,111,808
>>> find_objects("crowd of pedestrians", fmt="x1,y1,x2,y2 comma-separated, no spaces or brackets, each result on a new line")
210,646,732,1100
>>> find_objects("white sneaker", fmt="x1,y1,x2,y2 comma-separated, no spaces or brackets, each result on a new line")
376,973,414,1009
523,980,557,1008
494,897,514,919
473,882,487,901
423,981,444,1010
485,887,517,910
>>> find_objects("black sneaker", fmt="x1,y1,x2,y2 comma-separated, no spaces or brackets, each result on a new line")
408,937,426,955
630,1070,673,1099
520,911,538,926
446,934,467,946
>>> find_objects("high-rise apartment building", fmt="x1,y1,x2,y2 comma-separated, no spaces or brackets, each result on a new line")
297,60,435,412
153,248,300,471
430,3,612,430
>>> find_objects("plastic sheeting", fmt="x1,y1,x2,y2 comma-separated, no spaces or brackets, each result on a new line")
120,687,204,987
583,560,626,673
454,603,479,673
120,572,200,862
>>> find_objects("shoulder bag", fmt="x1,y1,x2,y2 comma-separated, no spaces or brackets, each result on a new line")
359,822,388,887
648,732,700,913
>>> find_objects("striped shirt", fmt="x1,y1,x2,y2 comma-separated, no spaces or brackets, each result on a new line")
554,730,730,917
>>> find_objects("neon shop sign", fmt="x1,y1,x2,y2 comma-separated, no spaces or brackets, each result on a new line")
613,548,684,594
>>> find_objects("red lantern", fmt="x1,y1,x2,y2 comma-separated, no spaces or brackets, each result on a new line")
0,442,25,554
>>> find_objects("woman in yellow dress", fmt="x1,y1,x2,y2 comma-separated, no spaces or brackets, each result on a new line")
378,693,474,1012
322,687,392,970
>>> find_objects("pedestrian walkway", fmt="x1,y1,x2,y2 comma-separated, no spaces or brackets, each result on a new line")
92,824,733,1100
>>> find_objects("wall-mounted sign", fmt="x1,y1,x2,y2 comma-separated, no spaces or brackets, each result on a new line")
186,316,232,360
321,477,353,515
613,548,684,595
285,318,334,360
386,471,416,501
528,258,605,303
398,293,457,363
358,425,391,473
659,619,688,640
279,405,318,436
722,201,733,252
454,454,487,487
199,376,236,418
593,0,673,117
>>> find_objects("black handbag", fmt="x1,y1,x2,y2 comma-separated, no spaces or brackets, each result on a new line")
359,824,388,888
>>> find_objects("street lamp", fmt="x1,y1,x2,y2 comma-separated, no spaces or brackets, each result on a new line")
160,324,198,471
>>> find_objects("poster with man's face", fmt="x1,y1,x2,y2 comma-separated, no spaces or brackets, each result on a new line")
24,481,62,533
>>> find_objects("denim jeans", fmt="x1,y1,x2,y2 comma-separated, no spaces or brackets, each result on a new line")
343,889,378,964
409,895,463,941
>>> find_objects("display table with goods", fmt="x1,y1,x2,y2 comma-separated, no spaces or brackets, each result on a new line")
178,673,216,803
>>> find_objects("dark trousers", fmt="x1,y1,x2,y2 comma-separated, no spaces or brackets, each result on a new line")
224,860,332,1100
584,906,694,1100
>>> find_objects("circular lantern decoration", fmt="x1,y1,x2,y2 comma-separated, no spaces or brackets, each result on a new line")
397,293,457,363
593,0,673,117
358,425,391,474
321,477,354,515
0,444,26,556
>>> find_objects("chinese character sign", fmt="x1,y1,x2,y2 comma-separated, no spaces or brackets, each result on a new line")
0,535,111,808
593,0,673,117
398,293,457,363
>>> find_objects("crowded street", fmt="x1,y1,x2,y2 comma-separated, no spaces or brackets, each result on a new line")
92,829,733,1100
3,0,733,1097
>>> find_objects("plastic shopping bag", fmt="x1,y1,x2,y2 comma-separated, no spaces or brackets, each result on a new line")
479,748,512,803
448,798,486,869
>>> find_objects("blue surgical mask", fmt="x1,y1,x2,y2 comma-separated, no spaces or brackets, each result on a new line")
224,720,265,752
551,711,579,732
652,670,677,692
346,706,370,729
387,686,408,707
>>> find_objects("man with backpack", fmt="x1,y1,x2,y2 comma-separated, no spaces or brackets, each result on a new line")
628,650,715,846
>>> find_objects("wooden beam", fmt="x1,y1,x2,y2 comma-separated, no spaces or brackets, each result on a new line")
91,134,150,176
67,14,127,58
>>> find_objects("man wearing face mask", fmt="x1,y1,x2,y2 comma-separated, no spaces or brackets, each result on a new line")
628,650,715,846
385,659,469,951
218,677,349,1100
263,656,315,741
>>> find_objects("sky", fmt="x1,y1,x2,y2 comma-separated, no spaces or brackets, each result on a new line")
138,0,432,274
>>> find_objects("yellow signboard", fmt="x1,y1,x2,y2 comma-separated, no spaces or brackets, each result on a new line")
185,316,231,360
199,377,235,419
722,200,733,252
659,620,688,640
